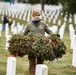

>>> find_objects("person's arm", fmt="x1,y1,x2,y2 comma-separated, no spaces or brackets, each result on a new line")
44,23,60,37
23,24,29,35
43,22,54,35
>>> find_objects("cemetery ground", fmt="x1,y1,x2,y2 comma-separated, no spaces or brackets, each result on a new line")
0,30,76,75
0,2,76,75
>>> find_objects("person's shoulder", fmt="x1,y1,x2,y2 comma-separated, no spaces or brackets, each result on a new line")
40,20,45,23
26,21,32,26
40,20,46,25
26,21,33,28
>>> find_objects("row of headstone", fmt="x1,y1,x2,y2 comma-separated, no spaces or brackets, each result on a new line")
0,2,75,27
0,2,63,24
42,10,61,23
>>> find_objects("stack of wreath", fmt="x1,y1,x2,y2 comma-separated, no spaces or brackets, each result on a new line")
8,33,66,61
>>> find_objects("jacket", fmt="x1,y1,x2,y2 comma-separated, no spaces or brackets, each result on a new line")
23,20,53,35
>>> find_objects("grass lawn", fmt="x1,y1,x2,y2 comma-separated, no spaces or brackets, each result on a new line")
0,30,76,75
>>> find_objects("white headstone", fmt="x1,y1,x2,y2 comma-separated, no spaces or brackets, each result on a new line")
17,24,23,34
69,24,75,49
48,17,51,23
8,12,11,17
44,16,46,22
19,14,22,20
2,9,4,15
36,64,48,75
11,21,15,32
6,35,11,50
72,35,76,67
23,11,27,21
61,13,63,16
27,10,30,22
74,14,76,24
69,17,72,23
13,26,17,34
5,23,9,38
58,20,61,26
53,19,56,24
64,17,67,22
5,9,8,15
6,57,16,75
40,15,42,19
15,14,18,18
1,16,4,21
59,24,66,39
12,13,14,18
49,26,58,33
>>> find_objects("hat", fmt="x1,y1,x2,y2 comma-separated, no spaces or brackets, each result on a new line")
32,9,40,16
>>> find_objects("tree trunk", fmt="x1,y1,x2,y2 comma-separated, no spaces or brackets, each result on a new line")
41,0,44,12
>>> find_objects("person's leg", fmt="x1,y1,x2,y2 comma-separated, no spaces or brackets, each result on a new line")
2,24,5,30
37,57,44,64
28,56,36,75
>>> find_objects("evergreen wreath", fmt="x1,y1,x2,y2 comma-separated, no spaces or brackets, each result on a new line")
8,33,66,61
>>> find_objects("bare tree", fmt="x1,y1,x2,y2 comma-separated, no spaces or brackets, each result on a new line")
40,0,44,12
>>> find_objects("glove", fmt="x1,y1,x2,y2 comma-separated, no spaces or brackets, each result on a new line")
56,34,60,37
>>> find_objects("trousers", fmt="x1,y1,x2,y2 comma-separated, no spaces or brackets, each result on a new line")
28,56,44,75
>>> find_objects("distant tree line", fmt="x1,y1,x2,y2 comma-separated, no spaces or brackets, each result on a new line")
2,0,59,5
59,0,76,16
17,0,59,5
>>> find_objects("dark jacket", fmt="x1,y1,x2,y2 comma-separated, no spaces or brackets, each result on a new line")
3,16,9,25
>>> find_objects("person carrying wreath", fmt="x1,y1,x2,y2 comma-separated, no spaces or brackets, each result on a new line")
23,9,54,75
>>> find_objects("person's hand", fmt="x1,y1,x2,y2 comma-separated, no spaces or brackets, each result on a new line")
56,34,60,37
